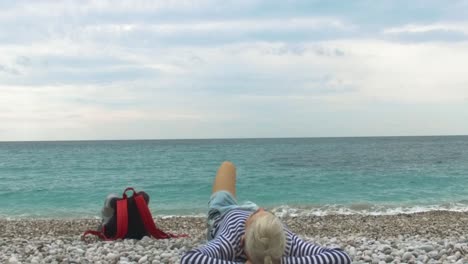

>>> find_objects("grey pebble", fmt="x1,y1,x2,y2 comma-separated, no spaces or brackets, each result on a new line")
402,251,414,261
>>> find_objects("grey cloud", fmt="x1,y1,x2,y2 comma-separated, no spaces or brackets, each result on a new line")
189,55,204,64
334,49,345,57
2,65,159,86
36,55,129,69
261,45,346,57
314,46,346,57
16,56,31,66
0,65,20,75
265,45,306,56
0,53,160,86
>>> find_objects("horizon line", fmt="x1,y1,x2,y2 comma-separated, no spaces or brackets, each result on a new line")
1,134,467,143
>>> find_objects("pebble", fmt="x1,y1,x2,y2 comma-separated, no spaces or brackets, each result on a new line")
402,251,414,261
8,256,18,264
419,244,434,252
106,253,118,260
138,255,148,263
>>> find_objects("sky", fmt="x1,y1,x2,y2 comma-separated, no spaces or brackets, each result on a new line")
1,0,468,141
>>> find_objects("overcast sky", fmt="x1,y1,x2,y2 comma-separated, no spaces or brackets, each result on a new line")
1,0,468,141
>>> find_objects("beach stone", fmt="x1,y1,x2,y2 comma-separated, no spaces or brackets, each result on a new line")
106,253,118,261
132,255,142,261
384,255,394,262
138,255,148,263
136,245,145,252
428,250,438,258
402,252,413,261
161,252,172,258
8,256,19,264
454,243,467,253
30,256,41,264
141,236,152,243
417,254,428,262
447,255,459,262
419,245,434,252
439,254,447,262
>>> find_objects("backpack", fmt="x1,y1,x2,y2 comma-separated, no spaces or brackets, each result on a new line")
83,187,188,240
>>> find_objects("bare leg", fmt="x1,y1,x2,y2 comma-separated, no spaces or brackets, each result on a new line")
212,161,237,197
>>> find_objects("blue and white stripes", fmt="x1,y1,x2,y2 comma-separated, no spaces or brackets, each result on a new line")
181,209,351,264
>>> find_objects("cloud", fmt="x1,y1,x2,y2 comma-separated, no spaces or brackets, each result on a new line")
383,22,468,36
0,65,20,75
0,0,241,19
311,40,468,103
80,17,351,35
5,38,467,109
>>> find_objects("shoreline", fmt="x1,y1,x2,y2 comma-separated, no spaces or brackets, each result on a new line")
2,202,468,220
1,211,467,263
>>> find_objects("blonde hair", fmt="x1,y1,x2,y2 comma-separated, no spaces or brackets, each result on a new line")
244,213,286,264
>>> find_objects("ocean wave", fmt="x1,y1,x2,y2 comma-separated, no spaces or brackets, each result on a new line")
2,202,468,219
268,202,468,217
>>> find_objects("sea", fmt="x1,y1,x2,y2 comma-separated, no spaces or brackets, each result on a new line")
1,136,468,219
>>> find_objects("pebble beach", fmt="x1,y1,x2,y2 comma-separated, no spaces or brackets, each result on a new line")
1,211,467,264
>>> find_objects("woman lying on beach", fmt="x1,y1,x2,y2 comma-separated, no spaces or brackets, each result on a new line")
181,161,351,264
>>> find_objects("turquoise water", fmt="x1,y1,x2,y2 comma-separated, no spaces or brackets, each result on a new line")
1,136,468,218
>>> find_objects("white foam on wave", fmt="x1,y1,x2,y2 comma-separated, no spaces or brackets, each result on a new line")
268,202,468,217
2,203,468,219
159,213,206,219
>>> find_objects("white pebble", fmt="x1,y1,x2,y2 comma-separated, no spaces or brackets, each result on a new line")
402,251,413,261
106,253,118,260
8,256,19,264
428,250,438,258
138,255,148,263
161,252,172,258
419,245,434,252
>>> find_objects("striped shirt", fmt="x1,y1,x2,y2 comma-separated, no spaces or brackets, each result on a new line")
181,209,351,264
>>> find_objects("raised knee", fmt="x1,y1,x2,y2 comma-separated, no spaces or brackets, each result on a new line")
220,161,236,169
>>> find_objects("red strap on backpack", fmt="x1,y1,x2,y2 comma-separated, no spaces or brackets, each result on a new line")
134,193,188,239
114,199,129,239
82,196,129,241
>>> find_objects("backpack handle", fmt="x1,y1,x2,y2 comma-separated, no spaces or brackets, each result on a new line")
122,187,136,199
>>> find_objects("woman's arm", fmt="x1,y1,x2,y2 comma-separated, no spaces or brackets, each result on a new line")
282,231,351,264
180,236,243,264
